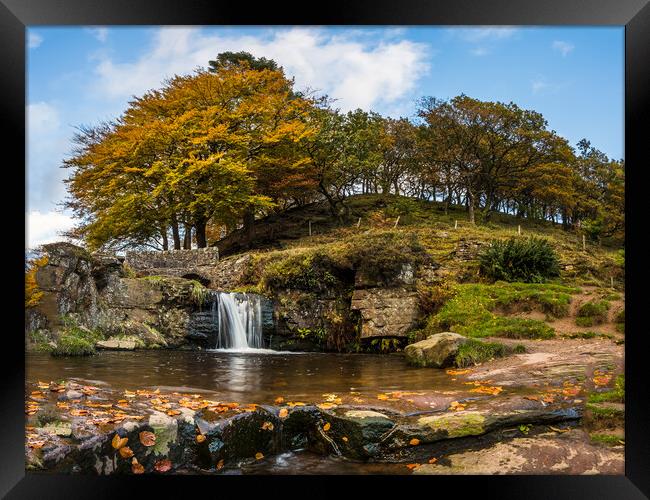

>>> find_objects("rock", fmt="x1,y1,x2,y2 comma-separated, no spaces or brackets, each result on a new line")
351,287,421,339
404,332,468,368
59,390,84,401
96,339,137,350
148,412,179,456
42,421,72,437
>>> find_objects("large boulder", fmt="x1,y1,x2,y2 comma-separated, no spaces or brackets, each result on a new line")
404,332,468,368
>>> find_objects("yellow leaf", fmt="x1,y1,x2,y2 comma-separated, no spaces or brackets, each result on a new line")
323,422,331,432
261,421,274,431
377,394,389,401
111,434,128,450
119,446,134,458
216,459,224,470
255,452,264,460
278,408,289,418
342,436,349,442
274,397,284,404
196,434,206,443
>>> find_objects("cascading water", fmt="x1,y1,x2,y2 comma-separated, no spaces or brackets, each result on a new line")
211,292,265,350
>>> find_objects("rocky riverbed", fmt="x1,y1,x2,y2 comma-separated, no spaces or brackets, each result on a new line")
25,336,624,475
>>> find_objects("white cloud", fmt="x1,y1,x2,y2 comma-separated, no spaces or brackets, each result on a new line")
93,27,430,113
470,47,490,56
552,40,574,57
453,27,518,43
26,211,76,249
28,32,43,49
87,27,109,43
27,101,61,134
532,79,550,94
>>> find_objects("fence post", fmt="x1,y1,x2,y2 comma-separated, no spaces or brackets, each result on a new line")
582,234,586,251
394,216,400,228
309,220,312,236
357,217,361,228
454,220,458,230
518,225,521,235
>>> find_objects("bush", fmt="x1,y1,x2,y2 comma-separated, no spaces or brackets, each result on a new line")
479,237,560,283
454,339,525,368
51,317,100,357
576,300,610,326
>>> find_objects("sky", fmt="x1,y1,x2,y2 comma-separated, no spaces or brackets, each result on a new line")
26,26,624,249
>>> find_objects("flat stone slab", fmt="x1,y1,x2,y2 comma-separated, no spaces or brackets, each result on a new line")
96,340,137,350
413,429,624,475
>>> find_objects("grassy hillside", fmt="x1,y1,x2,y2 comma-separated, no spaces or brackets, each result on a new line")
220,194,624,290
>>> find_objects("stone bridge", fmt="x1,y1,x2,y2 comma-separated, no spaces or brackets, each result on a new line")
124,248,220,287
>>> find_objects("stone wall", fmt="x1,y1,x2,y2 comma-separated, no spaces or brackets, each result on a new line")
125,248,219,270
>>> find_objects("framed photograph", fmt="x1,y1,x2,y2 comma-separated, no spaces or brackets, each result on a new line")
3,0,649,497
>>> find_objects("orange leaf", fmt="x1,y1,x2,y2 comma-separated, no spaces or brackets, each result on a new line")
139,431,156,447
255,452,264,460
196,434,206,444
406,463,421,470
111,434,128,450
154,459,172,473
342,436,349,442
119,446,134,458
166,410,181,416
409,438,420,446
131,458,144,474
216,459,224,470
261,421,274,431
323,422,331,432
377,394,389,401
274,397,284,404
428,457,438,464
278,408,289,418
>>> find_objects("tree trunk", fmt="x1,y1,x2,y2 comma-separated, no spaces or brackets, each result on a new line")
183,224,192,249
171,216,181,250
467,189,476,224
161,228,169,251
195,220,207,248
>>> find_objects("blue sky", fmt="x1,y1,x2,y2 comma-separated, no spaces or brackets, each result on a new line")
26,26,624,248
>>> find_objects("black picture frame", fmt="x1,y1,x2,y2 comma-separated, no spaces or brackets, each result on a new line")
2,0,649,497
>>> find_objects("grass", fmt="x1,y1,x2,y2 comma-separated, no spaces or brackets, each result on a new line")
50,316,101,357
590,433,624,446
426,282,579,340
454,339,525,368
575,300,610,327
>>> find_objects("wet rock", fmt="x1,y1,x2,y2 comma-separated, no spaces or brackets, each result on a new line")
42,421,73,437
404,332,467,368
96,339,137,350
59,390,84,401
149,411,179,456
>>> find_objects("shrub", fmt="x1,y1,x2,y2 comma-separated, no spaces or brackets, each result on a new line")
51,317,100,357
576,300,610,326
454,339,525,368
479,237,560,283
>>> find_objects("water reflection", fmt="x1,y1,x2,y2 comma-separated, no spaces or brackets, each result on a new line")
26,350,454,404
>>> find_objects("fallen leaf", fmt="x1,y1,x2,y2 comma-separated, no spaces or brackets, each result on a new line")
523,396,539,401
216,459,224,470
261,421,274,431
469,385,503,396
449,401,466,412
154,459,172,473
255,452,264,460
131,457,144,474
409,438,420,446
196,434,206,444
119,446,134,458
342,436,349,442
139,431,156,447
274,397,284,404
446,369,471,376
377,394,389,401
111,434,128,450
549,426,570,433
322,422,331,432
278,408,289,418
406,463,420,470
166,410,181,416
428,457,438,464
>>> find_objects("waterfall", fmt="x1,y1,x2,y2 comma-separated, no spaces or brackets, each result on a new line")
211,292,265,350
